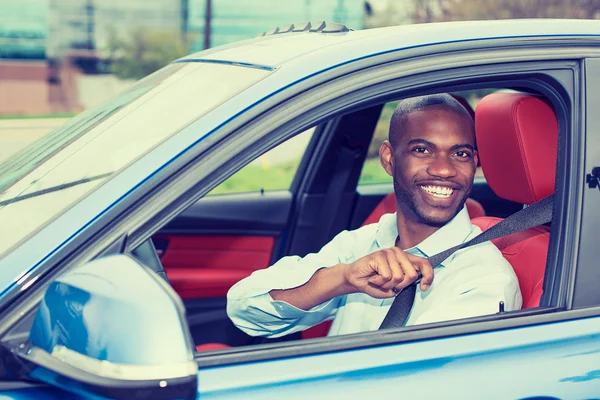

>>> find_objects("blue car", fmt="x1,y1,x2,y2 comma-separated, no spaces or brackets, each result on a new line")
0,19,599,399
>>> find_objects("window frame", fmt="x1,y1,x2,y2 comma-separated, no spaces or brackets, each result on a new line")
0,41,592,367
571,57,600,309
182,61,581,365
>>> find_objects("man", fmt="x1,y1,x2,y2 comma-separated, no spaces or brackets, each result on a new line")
227,94,521,338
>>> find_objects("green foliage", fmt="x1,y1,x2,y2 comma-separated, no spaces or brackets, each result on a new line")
358,157,392,185
208,157,392,196
412,0,599,23
209,160,299,195
368,101,398,158
368,0,599,27
106,27,189,80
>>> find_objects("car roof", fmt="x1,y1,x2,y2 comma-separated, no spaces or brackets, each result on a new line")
180,19,600,69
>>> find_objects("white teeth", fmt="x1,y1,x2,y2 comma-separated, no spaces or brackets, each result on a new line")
420,185,454,198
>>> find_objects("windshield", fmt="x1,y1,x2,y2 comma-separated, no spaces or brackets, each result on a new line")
0,62,270,257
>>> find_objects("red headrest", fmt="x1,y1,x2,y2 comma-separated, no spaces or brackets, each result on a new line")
475,93,558,205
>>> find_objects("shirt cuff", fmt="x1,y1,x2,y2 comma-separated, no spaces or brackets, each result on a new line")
228,259,328,299
269,295,337,318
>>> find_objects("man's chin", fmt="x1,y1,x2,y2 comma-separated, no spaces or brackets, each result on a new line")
416,206,461,227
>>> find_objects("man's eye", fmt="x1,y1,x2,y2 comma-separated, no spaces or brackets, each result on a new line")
455,151,471,158
412,147,430,154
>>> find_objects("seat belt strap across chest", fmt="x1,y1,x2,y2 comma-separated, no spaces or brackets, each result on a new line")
378,194,554,330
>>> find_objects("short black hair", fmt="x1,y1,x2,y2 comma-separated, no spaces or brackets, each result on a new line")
389,93,475,147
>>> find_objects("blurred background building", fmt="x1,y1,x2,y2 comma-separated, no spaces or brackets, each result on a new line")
0,0,50,114
0,0,367,116
1,0,598,117
187,0,365,51
47,0,184,68
0,0,47,60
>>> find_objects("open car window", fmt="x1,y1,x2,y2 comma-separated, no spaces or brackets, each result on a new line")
161,84,563,355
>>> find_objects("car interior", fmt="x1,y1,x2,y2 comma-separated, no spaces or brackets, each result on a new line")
138,86,558,353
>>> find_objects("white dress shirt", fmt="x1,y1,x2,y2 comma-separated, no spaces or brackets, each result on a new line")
227,206,522,338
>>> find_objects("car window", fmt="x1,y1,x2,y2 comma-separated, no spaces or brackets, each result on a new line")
208,127,315,195
0,62,271,258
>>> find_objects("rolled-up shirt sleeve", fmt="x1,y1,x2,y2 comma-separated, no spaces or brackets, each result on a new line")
227,228,367,338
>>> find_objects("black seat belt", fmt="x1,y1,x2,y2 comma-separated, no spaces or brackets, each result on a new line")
379,194,554,330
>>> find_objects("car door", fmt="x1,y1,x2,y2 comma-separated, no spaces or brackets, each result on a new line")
195,312,600,399
194,52,600,399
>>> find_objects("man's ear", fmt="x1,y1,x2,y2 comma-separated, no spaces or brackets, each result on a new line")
379,140,394,177
473,150,479,168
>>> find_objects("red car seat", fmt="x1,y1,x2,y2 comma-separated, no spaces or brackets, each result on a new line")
472,92,557,309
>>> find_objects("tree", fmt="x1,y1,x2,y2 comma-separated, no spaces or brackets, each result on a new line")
106,27,189,80
367,0,599,27
411,0,600,23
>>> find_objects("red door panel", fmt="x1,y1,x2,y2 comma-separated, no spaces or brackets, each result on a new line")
301,320,333,340
155,235,275,299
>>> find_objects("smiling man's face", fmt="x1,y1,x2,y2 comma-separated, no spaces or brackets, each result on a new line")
380,106,478,226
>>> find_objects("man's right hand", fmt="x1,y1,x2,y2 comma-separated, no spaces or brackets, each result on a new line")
270,247,434,311
343,247,434,299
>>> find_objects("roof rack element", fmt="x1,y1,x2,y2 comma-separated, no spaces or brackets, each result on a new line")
260,21,351,36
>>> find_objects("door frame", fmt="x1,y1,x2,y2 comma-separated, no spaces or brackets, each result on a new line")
177,54,582,365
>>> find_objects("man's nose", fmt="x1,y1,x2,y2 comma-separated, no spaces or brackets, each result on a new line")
426,155,457,178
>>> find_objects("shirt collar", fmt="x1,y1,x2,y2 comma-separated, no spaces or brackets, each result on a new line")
375,206,474,266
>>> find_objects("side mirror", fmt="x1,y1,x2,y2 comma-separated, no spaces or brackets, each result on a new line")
17,255,197,400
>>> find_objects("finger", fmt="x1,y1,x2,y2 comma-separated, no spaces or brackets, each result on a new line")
391,247,420,282
389,247,420,292
364,282,396,299
414,257,434,291
378,249,404,290
404,252,434,291
367,254,392,288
